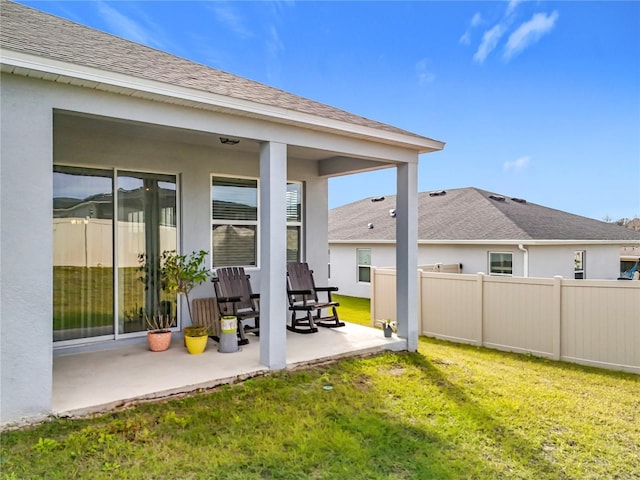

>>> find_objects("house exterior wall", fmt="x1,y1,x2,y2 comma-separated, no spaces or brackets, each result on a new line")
0,73,348,425
329,242,625,298
1,74,54,425
527,244,621,280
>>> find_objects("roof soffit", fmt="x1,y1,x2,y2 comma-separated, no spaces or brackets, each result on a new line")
1,50,444,153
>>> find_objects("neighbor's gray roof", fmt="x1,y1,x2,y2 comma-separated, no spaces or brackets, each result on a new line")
329,187,640,242
0,0,438,145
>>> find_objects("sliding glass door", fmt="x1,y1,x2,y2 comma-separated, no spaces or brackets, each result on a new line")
53,167,114,341
53,166,177,343
117,173,177,334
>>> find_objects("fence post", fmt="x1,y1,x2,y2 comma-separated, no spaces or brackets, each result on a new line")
552,276,562,361
417,268,423,336
476,273,485,346
369,266,376,327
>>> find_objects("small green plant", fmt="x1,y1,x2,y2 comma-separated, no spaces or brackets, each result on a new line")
32,437,58,452
159,410,189,427
160,250,209,325
183,325,209,337
144,313,174,332
101,461,120,472
376,319,397,332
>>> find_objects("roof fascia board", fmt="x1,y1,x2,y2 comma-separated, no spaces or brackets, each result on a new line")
0,49,445,153
328,239,640,245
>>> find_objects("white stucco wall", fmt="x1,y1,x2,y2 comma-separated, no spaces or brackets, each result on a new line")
1,74,54,425
1,72,415,425
527,244,622,280
329,242,625,298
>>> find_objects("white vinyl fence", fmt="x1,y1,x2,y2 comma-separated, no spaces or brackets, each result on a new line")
371,268,640,374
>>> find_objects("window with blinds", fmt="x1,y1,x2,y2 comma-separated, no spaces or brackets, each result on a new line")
211,177,258,267
211,177,303,267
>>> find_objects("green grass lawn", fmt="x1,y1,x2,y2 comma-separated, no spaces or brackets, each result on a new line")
334,294,371,327
2,298,639,479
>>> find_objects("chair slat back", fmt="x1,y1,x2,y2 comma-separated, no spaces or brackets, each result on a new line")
287,262,318,303
214,267,254,311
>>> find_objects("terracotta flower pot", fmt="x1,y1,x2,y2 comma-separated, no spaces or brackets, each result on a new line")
147,330,172,352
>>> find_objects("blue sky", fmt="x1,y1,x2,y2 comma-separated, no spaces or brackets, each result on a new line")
18,1,640,221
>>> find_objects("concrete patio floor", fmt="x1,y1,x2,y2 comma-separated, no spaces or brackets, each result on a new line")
53,322,405,418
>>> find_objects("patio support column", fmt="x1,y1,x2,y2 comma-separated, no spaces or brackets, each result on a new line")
259,141,288,369
396,161,419,351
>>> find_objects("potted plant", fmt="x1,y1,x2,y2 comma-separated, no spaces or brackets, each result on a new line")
182,325,210,355
160,249,210,354
377,319,396,338
145,312,174,352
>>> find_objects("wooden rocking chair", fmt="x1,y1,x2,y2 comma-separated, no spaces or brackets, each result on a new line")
212,267,260,345
286,262,345,334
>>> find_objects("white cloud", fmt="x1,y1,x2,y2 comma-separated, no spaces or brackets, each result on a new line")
506,0,522,17
97,2,157,46
473,23,506,64
504,11,559,60
416,59,436,85
504,156,531,172
210,3,253,39
460,12,482,45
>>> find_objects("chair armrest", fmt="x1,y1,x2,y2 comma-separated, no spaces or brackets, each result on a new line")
288,289,313,296
250,293,260,300
217,295,242,303
315,286,338,292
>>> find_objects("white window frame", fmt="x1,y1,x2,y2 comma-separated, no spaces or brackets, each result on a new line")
286,181,304,263
574,250,586,279
210,175,304,269
211,174,259,269
357,248,372,283
488,251,513,276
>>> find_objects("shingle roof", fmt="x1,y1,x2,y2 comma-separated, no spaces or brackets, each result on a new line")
329,187,640,242
0,0,438,145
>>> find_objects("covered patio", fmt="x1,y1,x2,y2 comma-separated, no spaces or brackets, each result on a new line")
53,322,403,417
1,1,443,427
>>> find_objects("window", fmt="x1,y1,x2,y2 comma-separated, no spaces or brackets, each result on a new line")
211,176,303,267
211,176,258,267
489,252,512,276
286,183,303,262
357,248,372,283
574,250,586,279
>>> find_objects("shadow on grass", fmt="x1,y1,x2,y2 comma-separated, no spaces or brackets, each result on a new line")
383,350,571,479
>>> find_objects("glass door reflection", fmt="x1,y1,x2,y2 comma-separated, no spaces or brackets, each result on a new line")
117,172,177,334
53,166,114,341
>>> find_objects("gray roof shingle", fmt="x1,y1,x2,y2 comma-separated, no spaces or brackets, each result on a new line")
0,0,438,144
329,187,640,242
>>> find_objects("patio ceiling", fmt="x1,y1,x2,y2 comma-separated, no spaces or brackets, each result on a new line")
54,111,395,177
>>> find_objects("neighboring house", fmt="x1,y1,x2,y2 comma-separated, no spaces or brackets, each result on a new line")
0,1,444,425
329,187,640,298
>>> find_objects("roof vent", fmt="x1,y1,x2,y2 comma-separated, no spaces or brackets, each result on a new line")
389,209,397,218
511,197,527,204
371,196,385,202
367,223,374,229
489,195,506,202
429,190,447,197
